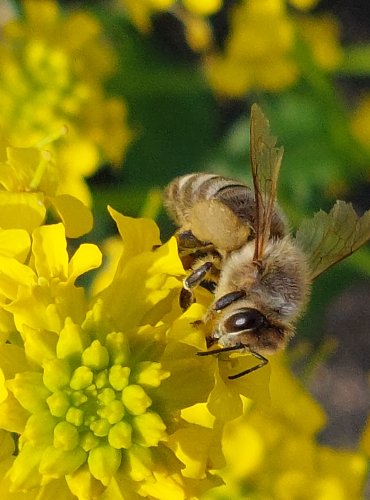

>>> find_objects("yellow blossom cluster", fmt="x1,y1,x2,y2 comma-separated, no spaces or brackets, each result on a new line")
119,0,342,91
0,3,367,499
0,178,222,496
0,0,132,205
0,135,366,498
201,358,367,499
119,0,223,51
204,0,343,96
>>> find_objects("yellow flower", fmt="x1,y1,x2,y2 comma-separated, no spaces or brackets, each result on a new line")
204,0,343,96
121,0,222,27
0,214,226,498
0,0,132,205
0,135,92,237
202,355,367,500
205,0,298,96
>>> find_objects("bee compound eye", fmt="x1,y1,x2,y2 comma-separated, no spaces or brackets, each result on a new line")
224,308,266,333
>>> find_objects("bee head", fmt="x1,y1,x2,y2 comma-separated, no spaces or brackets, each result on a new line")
210,292,292,354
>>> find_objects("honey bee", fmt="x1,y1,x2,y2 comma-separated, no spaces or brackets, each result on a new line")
164,104,370,379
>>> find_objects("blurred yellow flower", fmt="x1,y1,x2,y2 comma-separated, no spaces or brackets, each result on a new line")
205,0,298,96
182,0,222,16
297,14,343,71
120,0,222,51
351,94,370,154
202,355,367,500
0,0,132,205
205,0,343,96
289,0,320,9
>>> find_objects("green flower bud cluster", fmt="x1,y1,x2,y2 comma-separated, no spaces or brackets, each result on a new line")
40,332,169,483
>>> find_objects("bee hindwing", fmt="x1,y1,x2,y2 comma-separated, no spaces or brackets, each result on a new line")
295,200,370,279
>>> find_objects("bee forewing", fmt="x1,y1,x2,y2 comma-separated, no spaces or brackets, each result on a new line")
250,104,284,263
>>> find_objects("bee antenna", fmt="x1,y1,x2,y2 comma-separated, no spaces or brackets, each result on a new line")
213,291,246,311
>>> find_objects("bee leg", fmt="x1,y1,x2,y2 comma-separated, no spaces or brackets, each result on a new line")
176,230,211,252
180,261,213,310
176,231,217,269
196,344,268,379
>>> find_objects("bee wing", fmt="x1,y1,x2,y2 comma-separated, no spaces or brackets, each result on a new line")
250,104,284,264
295,201,370,279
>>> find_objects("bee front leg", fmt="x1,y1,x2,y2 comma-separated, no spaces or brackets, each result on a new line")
180,261,214,310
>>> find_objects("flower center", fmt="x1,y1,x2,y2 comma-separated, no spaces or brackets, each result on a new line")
44,335,169,456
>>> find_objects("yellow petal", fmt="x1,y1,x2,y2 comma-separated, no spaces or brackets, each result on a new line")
7,372,50,414
147,237,185,277
268,354,326,435
0,192,46,232
22,411,57,446
207,365,243,421
222,417,264,479
50,194,93,238
108,207,161,261
66,464,106,500
167,424,214,479
7,442,44,491
68,243,102,283
39,445,87,478
0,392,29,434
0,255,35,300
22,325,58,368
99,247,182,331
159,342,215,411
137,471,186,500
6,288,63,335
0,343,28,379
0,229,30,262
32,224,68,280
167,303,208,350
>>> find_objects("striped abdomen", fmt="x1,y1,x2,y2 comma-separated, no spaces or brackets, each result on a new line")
164,173,286,241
